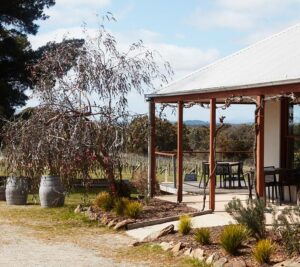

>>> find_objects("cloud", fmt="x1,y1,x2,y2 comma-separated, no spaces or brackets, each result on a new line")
27,26,220,117
30,26,219,80
149,43,219,79
29,27,86,49
188,0,300,30
38,0,112,30
189,9,253,30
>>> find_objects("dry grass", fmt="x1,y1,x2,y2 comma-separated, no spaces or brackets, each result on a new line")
0,191,198,267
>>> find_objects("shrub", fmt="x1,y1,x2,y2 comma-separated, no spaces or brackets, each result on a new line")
195,228,211,245
114,197,130,216
94,192,114,211
225,198,266,239
131,168,148,196
178,215,192,235
115,180,132,198
184,258,212,267
125,201,143,219
273,206,300,254
220,224,248,255
253,239,273,264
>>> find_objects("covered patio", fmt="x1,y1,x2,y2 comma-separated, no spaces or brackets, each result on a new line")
145,24,300,210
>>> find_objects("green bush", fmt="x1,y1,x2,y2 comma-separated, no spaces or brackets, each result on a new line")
184,258,212,267
114,197,130,216
273,206,300,254
253,239,273,264
225,198,266,239
125,201,143,219
178,215,192,235
220,224,248,255
194,228,211,245
94,192,114,211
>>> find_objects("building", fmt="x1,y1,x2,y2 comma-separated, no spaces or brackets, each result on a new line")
145,24,300,210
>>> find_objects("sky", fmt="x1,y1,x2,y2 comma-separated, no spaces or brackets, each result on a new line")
26,0,300,123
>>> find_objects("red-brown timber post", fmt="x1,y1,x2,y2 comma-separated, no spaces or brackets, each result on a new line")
209,98,216,211
148,100,156,197
177,101,183,203
256,95,265,198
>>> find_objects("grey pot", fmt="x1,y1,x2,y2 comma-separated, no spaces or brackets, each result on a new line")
5,176,28,205
39,175,65,208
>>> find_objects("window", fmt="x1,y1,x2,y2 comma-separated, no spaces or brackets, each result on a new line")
287,104,300,168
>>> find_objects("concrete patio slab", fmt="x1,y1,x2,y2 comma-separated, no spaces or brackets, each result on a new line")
156,192,249,212
126,212,234,241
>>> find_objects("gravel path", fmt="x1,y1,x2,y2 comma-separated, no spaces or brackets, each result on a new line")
0,224,146,267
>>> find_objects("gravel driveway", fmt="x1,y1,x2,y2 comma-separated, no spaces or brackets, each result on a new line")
0,224,146,267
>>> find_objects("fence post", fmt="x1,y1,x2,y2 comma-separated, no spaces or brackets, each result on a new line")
173,155,176,189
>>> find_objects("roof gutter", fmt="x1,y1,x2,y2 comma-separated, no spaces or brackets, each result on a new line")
145,78,300,99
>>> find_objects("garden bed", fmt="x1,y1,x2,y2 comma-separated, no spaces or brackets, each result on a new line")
157,226,291,267
91,198,200,229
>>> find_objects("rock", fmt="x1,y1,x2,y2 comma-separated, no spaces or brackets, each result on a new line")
206,252,219,264
113,219,135,230
100,215,109,225
273,257,300,267
224,260,246,267
107,220,116,228
129,241,141,247
85,209,97,220
87,206,93,212
143,224,174,242
213,257,228,267
74,204,83,213
191,248,204,261
160,242,173,251
183,248,193,256
171,242,184,256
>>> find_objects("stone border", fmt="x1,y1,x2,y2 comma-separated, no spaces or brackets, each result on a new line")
126,209,213,230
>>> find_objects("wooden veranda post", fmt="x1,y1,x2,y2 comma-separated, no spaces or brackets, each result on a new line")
256,95,265,198
148,100,156,197
209,98,216,210
177,101,183,203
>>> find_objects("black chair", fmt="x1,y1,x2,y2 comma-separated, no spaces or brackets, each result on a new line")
264,166,280,203
280,168,300,203
226,162,246,188
217,163,231,188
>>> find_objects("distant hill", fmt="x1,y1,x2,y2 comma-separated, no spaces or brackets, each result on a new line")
170,119,252,126
184,120,208,126
170,120,208,126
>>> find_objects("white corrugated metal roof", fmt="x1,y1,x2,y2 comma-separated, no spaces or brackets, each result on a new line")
148,23,300,98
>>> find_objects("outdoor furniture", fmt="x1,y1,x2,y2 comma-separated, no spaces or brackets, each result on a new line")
184,171,197,182
199,161,245,188
223,161,246,188
280,168,300,203
264,166,280,203
216,162,231,188
263,167,300,204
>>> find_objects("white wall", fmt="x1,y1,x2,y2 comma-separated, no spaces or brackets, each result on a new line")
264,101,297,202
264,101,281,168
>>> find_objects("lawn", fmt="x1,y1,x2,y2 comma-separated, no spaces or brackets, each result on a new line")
0,189,101,234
